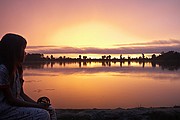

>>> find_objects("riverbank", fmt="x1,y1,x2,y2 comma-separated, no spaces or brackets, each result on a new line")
56,106,180,120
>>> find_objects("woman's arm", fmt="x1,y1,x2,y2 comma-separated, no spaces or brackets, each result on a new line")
1,86,49,109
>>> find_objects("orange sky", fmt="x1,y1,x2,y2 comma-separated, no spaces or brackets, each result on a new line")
0,0,180,53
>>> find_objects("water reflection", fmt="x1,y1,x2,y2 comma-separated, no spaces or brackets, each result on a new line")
33,89,42,93
23,62,180,80
23,61,180,71
23,62,180,109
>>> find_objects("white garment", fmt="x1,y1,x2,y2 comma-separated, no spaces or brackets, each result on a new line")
0,64,57,120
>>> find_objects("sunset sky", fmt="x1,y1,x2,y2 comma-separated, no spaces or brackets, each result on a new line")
0,0,180,54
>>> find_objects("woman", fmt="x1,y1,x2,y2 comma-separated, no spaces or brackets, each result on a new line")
0,33,56,120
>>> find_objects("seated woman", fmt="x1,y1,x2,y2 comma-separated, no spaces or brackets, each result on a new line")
0,33,57,120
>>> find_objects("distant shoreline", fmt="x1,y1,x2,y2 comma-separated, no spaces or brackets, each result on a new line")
24,51,180,63
23,51,180,71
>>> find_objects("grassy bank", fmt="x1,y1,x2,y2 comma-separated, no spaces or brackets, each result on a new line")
56,107,180,120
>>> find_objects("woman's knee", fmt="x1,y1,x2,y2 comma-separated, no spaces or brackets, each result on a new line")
36,109,51,120
42,109,51,120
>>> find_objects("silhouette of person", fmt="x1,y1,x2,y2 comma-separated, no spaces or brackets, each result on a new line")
0,33,56,120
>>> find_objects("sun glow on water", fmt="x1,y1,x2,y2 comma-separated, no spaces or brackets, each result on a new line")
24,62,180,109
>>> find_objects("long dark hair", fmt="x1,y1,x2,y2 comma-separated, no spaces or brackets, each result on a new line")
0,33,27,78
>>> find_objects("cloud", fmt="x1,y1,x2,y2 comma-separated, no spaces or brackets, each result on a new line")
114,39,180,46
26,40,180,54
26,45,58,49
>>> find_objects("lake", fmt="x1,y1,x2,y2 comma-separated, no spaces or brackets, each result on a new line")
23,61,180,109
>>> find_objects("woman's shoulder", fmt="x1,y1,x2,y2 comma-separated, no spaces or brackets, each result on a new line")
0,64,9,86
0,64,8,74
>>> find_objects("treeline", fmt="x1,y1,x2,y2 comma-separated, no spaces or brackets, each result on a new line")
23,51,180,71
151,51,180,71
153,51,180,61
24,51,180,62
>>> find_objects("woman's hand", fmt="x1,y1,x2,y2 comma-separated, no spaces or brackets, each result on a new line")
38,102,51,109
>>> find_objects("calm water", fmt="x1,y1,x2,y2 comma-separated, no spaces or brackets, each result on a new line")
23,62,180,109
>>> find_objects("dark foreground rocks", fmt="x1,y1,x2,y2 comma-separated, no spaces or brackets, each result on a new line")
56,107,180,120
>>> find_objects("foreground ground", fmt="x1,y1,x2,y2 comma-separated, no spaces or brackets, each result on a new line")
56,107,180,120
